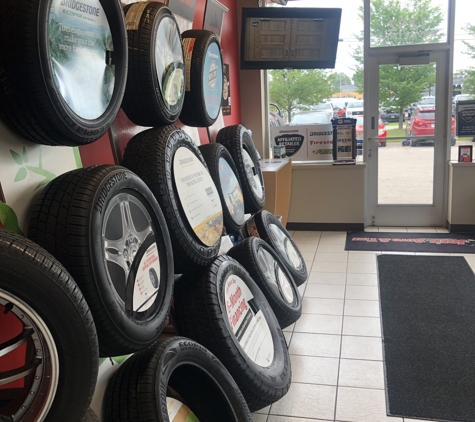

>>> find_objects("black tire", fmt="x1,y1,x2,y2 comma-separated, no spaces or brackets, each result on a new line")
28,165,174,357
122,3,185,126
227,237,302,328
0,0,128,146
217,125,265,213
173,256,291,412
0,229,98,422
246,211,308,286
380,140,387,147
122,126,223,274
180,30,224,127
84,409,99,422
104,337,253,422
199,143,246,234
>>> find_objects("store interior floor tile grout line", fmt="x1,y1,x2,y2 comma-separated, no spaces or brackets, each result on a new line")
251,227,464,422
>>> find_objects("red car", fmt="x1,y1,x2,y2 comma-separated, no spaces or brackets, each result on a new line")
355,116,387,154
405,107,455,146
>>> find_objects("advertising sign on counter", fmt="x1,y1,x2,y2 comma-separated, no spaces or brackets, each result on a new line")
270,124,334,161
456,100,475,137
332,118,357,160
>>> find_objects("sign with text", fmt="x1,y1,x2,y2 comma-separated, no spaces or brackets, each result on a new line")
203,0,228,38
270,124,334,161
456,100,475,137
332,118,356,160
168,0,196,32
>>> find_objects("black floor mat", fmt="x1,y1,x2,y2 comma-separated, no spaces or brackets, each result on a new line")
378,254,475,422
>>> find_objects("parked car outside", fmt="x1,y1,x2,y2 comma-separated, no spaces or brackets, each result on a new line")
290,110,332,125
355,116,387,155
311,103,334,122
345,100,364,117
416,96,436,109
452,94,475,115
381,108,403,123
269,103,285,127
405,107,455,146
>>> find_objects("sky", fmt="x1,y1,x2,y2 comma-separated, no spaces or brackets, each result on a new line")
279,0,474,77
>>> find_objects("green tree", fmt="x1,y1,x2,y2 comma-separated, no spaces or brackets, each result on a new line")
331,72,352,93
268,69,336,122
352,0,443,128
460,24,475,95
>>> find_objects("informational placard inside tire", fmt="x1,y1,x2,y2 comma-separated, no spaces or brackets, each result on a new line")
218,158,245,225
242,149,264,199
48,0,115,119
224,275,274,367
133,243,160,312
203,42,223,120
173,147,223,246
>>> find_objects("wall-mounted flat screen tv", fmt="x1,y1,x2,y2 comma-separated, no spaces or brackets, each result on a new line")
241,7,342,70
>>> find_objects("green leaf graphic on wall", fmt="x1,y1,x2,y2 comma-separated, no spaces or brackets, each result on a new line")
10,147,56,190
0,201,23,235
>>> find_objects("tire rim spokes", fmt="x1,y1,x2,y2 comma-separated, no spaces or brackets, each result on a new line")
103,193,154,306
0,290,59,422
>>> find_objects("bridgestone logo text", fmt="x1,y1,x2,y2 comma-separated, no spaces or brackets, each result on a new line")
310,131,333,136
60,0,100,16
95,172,128,214
179,157,193,165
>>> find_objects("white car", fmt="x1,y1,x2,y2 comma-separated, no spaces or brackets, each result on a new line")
312,103,334,122
345,100,364,117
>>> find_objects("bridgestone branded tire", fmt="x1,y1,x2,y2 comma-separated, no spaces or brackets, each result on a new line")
104,337,253,422
0,229,98,422
28,165,174,357
0,0,128,146
227,237,302,328
180,30,224,127
246,211,308,286
199,143,246,234
217,125,265,214
173,256,291,412
122,3,185,126
122,126,223,274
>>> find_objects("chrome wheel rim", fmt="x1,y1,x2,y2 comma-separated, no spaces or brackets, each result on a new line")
0,288,59,422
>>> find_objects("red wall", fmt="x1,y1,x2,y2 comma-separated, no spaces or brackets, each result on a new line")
79,0,242,166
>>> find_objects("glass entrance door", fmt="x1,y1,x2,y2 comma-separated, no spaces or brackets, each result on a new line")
365,51,452,226
363,0,455,227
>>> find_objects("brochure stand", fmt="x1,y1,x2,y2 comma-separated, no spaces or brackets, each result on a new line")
332,118,357,165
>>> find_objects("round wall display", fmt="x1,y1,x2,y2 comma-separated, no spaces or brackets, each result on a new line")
28,165,175,357
122,2,185,126
173,256,291,412
199,143,245,234
180,30,224,127
246,211,308,286
227,237,302,328
104,337,253,422
0,0,128,146
217,125,265,214
0,229,98,422
122,125,223,274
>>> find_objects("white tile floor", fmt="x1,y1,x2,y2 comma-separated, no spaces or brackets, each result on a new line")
252,227,473,422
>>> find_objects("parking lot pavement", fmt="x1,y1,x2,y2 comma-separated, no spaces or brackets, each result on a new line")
365,142,460,204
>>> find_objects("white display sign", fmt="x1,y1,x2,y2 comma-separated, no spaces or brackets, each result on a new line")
224,274,274,367
270,124,334,161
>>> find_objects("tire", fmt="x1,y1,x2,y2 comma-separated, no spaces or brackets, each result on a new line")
84,409,99,422
246,211,308,286
122,3,185,126
0,229,98,422
217,125,265,214
180,30,224,127
173,256,291,412
199,143,246,234
227,237,302,328
104,337,253,422
380,140,387,147
122,126,223,274
0,0,128,146
28,165,174,357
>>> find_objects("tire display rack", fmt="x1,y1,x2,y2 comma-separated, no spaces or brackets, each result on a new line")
0,1,311,420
